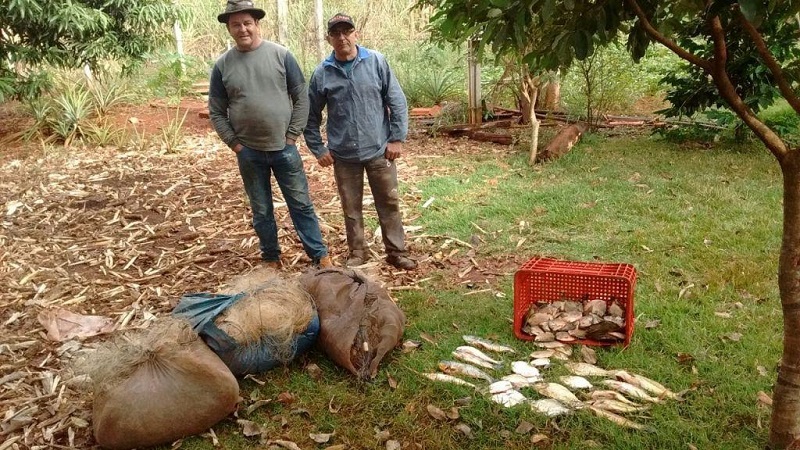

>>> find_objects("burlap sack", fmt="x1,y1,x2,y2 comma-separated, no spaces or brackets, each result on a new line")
298,267,405,380
89,321,239,449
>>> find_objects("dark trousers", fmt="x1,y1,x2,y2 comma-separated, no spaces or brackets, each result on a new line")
333,157,407,258
236,145,327,262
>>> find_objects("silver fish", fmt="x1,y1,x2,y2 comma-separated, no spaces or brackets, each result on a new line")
564,362,612,377
462,335,516,353
489,380,514,394
589,399,650,414
588,405,649,430
535,341,568,349
602,380,661,403
533,382,584,408
452,349,502,370
501,374,535,389
438,360,495,382
421,373,476,389
455,345,503,365
530,358,551,368
615,370,680,400
529,349,554,359
490,389,527,408
511,361,541,378
589,390,641,406
530,398,572,417
559,375,593,390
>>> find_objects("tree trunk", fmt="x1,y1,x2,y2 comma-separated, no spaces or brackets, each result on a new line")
541,76,561,111
522,74,540,165
771,149,800,449
276,0,288,45
315,0,325,60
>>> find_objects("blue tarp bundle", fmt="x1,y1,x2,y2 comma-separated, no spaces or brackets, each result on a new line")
173,292,319,376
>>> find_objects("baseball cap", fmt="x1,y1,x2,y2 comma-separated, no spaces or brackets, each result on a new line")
327,13,355,32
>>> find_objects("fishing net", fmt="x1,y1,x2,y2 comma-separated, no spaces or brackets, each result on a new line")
74,318,239,450
298,267,406,380
173,268,319,376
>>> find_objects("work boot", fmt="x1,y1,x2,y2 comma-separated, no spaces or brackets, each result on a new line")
345,254,366,267
313,256,334,269
263,259,282,270
386,255,417,270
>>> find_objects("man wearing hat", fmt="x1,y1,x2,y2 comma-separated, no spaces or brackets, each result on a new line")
209,0,332,269
304,14,417,271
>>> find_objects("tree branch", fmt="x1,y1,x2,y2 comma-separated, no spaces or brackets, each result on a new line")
624,0,711,71
736,9,800,116
707,14,789,159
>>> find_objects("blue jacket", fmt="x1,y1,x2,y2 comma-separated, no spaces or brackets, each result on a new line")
304,46,408,163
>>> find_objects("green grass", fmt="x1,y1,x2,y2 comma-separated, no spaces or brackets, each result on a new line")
173,133,782,449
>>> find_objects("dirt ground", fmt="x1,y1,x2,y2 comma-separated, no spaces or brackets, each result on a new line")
0,101,527,448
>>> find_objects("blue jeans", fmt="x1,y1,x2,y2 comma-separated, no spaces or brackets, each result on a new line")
236,145,328,262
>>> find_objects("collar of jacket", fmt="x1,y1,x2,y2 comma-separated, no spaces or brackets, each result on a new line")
322,45,371,67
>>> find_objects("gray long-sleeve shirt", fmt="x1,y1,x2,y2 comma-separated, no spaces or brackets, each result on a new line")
209,41,309,151
304,46,408,163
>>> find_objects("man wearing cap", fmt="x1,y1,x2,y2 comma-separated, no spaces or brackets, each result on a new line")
209,0,332,270
304,13,417,271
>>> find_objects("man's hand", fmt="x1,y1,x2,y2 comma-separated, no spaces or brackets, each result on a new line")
317,152,334,167
385,141,402,160
232,143,244,153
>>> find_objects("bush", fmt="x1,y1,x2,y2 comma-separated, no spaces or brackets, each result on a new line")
394,43,465,107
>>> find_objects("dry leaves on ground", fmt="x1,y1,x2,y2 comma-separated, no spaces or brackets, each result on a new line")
1,121,523,448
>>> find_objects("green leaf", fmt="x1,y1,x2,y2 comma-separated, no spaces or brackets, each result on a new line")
572,31,589,60
541,0,555,20
738,0,763,22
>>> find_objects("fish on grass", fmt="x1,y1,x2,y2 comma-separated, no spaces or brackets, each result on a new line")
421,373,477,389
490,389,527,408
462,335,516,353
530,398,573,417
588,405,652,431
511,361,541,378
455,345,503,365
530,358,551,368
438,360,495,382
614,370,681,400
590,390,641,406
489,380,514,394
559,375,593,390
452,348,502,370
564,362,613,377
588,399,650,414
533,382,584,409
601,380,662,403
501,374,535,389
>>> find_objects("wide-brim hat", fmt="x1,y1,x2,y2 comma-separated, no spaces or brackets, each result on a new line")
218,0,266,23
327,13,355,32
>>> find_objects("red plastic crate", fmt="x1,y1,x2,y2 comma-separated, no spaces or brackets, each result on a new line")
513,257,637,347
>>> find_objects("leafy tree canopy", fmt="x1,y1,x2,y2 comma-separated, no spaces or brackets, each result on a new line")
417,0,800,117
1,0,187,100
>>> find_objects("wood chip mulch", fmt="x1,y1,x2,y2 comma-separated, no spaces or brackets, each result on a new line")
0,125,522,449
